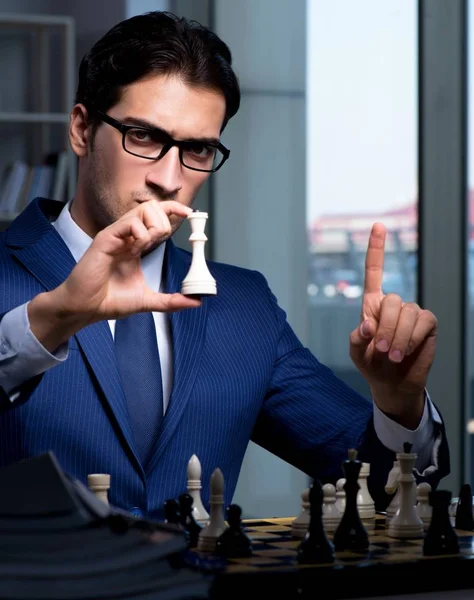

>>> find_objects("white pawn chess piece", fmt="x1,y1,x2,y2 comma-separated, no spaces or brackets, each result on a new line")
388,446,424,538
322,483,341,533
181,211,217,296
335,478,346,513
187,454,210,523
385,460,401,520
291,487,310,539
197,468,227,552
87,473,110,505
416,482,433,530
357,462,376,519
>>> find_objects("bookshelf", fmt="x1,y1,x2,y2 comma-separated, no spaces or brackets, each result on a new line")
0,12,76,230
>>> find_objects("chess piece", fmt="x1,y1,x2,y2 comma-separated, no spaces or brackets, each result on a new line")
416,482,432,530
297,479,335,564
388,443,424,539
335,478,346,513
197,468,227,552
423,490,460,556
87,473,110,505
333,449,369,552
291,487,310,539
357,462,375,519
179,493,202,548
186,454,210,523
321,483,341,533
163,498,182,527
455,483,474,531
385,460,401,520
181,211,217,296
216,504,252,558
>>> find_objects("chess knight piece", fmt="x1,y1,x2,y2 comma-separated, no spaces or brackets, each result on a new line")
181,210,217,296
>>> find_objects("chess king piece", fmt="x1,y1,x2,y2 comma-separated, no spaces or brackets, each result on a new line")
181,210,217,296
423,490,459,556
87,473,110,505
297,479,335,564
333,449,369,552
186,454,210,523
216,504,252,558
291,488,310,539
387,443,424,539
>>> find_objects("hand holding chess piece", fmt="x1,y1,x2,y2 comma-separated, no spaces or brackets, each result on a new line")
181,210,216,296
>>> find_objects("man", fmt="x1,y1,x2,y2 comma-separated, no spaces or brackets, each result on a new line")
0,11,448,519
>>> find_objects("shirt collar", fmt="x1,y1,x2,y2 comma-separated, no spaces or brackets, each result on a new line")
52,201,165,292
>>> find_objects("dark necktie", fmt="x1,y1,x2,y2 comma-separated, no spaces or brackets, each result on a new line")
114,312,164,467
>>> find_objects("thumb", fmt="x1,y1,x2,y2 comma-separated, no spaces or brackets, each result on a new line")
349,318,376,365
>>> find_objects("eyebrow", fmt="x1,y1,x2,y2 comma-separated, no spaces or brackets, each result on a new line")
122,115,221,146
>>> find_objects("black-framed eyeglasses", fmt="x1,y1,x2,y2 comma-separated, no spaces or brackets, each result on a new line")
90,109,230,173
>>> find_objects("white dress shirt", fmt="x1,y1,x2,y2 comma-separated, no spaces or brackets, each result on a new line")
0,202,442,473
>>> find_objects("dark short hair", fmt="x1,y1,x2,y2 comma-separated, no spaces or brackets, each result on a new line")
75,11,240,133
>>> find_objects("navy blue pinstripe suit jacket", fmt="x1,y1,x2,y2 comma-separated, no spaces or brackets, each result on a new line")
0,198,449,518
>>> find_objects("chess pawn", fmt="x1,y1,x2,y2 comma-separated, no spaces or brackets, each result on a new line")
197,468,227,552
322,483,341,533
163,498,183,528
181,211,217,296
388,444,424,539
297,479,335,564
333,449,369,552
416,482,432,531
179,493,202,548
385,460,401,520
187,454,210,523
291,487,310,539
357,462,375,519
216,504,252,558
423,490,459,556
87,473,110,505
454,483,474,531
335,478,346,513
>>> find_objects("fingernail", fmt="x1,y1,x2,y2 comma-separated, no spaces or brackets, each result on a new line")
360,320,371,337
390,349,403,362
376,339,389,352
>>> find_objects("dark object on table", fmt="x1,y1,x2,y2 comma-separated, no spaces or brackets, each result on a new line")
297,479,334,564
423,489,460,556
216,504,252,558
179,492,202,548
455,484,474,531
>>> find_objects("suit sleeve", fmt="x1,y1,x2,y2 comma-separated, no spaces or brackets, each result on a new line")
249,277,450,511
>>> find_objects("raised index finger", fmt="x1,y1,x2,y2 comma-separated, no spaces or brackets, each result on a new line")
363,222,386,295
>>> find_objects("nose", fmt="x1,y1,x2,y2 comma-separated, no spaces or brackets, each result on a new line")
145,145,183,198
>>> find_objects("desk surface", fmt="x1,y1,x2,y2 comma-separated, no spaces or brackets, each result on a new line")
183,515,474,599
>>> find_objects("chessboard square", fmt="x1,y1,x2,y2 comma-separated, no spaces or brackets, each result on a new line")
255,526,291,532
227,564,261,573
271,541,300,549
232,556,282,566
254,549,295,558
247,531,281,539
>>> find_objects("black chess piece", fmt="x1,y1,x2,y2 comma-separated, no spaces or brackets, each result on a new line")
178,492,202,548
297,479,334,564
455,484,474,531
332,449,369,552
423,490,459,556
163,498,182,527
216,504,253,558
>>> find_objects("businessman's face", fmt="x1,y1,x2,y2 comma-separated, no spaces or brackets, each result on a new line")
69,73,226,237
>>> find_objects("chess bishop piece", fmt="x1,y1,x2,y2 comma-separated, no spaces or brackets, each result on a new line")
181,210,217,296
186,454,210,523
197,468,227,552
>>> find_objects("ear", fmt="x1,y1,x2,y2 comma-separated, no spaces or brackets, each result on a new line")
69,104,93,157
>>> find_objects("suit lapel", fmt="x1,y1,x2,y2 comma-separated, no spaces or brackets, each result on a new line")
6,199,143,475
145,239,208,474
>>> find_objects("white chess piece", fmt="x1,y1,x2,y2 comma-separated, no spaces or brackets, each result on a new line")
416,482,432,530
87,473,110,505
388,446,424,538
322,483,341,533
197,468,227,552
187,454,210,523
385,460,401,520
335,478,346,513
181,211,217,296
357,462,375,519
291,487,310,538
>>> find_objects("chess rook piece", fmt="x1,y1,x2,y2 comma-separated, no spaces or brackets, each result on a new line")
455,483,474,531
297,479,335,564
187,454,210,523
388,443,424,539
333,449,369,552
179,492,202,548
87,473,110,505
197,468,227,552
216,504,252,558
423,490,460,556
181,211,217,296
291,488,310,539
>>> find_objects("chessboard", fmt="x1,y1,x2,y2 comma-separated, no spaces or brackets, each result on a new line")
189,514,474,599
